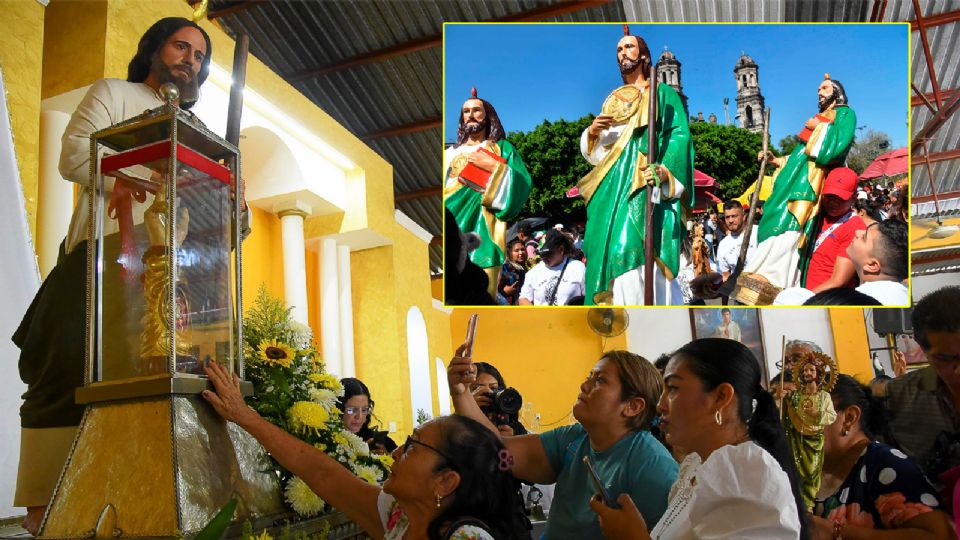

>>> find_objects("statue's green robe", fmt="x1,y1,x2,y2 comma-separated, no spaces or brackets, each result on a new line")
577,82,693,305
746,106,856,289
444,140,532,269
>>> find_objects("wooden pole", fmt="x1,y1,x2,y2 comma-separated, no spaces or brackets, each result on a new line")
643,63,657,306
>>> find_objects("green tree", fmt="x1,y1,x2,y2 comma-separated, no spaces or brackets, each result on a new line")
845,128,891,175
506,115,593,222
778,134,802,156
689,122,764,200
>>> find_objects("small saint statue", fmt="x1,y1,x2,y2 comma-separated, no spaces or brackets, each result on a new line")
783,351,838,510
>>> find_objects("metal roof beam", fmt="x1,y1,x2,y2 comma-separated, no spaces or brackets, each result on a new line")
395,186,442,202
911,91,960,151
912,87,958,108
914,0,945,108
208,0,266,20
913,190,960,203
360,117,441,140
912,148,960,165
909,7,960,30
287,0,612,81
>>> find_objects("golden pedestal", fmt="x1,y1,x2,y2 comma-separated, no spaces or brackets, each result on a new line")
40,395,284,538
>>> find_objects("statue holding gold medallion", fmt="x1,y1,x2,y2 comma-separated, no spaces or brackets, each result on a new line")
783,350,839,510
576,25,694,305
444,88,532,301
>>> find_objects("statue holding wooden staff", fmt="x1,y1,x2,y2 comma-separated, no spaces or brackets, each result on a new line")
739,74,856,297
576,25,694,305
784,350,838,510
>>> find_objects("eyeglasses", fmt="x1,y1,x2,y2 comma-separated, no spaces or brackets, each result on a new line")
402,436,460,471
344,406,372,415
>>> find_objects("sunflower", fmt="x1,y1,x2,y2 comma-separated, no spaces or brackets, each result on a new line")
256,339,295,368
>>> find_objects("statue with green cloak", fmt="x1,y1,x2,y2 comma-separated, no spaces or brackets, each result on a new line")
577,27,694,306
742,74,857,292
784,351,838,510
444,88,532,301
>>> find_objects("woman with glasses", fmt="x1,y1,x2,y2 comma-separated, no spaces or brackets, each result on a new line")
202,361,529,539
339,377,398,454
448,347,678,539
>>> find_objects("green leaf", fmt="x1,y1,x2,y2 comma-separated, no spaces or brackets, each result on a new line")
192,498,237,540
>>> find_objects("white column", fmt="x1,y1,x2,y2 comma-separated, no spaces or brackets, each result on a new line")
279,210,309,324
320,238,342,377
337,245,355,378
37,110,73,278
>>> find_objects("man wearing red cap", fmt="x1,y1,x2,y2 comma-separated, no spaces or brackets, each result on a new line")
444,88,532,301
742,74,856,293
800,166,866,292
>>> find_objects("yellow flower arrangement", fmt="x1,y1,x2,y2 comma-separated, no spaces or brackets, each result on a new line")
308,372,344,396
355,464,380,485
288,401,330,435
256,339,295,368
376,453,395,470
284,476,325,517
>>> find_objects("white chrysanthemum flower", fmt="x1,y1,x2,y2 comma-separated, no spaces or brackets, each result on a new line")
308,387,339,411
288,321,313,349
354,464,381,485
284,476,324,517
342,430,370,456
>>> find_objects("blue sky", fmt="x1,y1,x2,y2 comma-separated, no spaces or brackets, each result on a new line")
443,23,909,149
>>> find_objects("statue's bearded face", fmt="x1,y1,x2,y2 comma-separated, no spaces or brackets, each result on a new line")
801,363,818,384
461,98,487,135
617,36,643,75
817,80,836,112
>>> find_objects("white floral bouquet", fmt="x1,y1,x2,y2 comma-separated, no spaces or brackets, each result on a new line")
243,286,392,517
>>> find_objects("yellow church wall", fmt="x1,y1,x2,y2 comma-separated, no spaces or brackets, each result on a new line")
449,308,615,432
430,277,443,301
828,309,873,384
1,0,45,244
41,0,107,99
240,207,286,309
350,245,405,432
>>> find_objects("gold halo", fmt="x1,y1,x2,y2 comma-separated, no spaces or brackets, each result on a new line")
794,351,838,393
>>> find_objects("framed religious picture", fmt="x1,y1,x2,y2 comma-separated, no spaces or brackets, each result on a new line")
896,333,928,371
689,308,768,387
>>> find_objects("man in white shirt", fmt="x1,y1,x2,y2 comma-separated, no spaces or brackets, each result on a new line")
519,230,586,306
716,200,757,280
774,219,908,306
846,218,909,305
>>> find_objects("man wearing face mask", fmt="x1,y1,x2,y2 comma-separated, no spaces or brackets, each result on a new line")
11,18,233,534
444,88,532,300
576,25,693,306
743,74,857,292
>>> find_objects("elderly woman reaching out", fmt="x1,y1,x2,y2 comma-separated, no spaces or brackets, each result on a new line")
202,362,528,540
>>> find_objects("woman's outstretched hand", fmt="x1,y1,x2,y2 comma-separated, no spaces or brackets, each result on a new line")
202,361,257,427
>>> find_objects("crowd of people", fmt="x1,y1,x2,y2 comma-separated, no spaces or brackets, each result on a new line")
473,169,909,308
202,286,960,539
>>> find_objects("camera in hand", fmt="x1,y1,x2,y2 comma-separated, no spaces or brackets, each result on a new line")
484,387,523,427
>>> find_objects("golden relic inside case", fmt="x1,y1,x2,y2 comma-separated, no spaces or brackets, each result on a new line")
38,95,288,538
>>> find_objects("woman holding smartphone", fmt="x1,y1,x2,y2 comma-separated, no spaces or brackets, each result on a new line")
448,346,677,539
588,338,806,540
